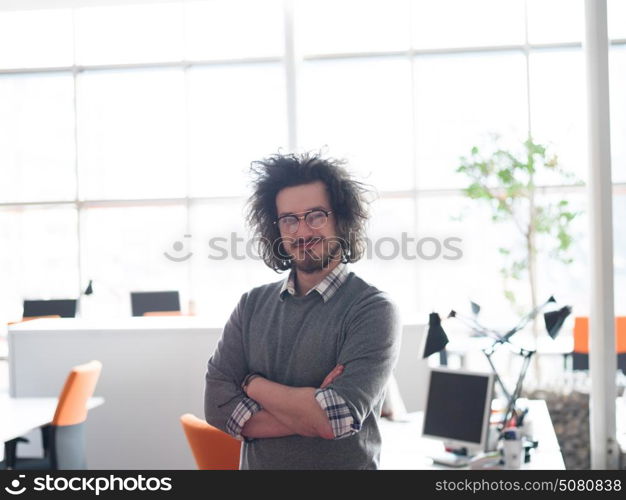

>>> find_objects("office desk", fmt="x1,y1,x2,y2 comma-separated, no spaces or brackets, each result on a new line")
0,393,104,462
379,400,565,470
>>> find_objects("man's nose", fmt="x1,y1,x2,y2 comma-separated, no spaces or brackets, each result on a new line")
294,217,315,241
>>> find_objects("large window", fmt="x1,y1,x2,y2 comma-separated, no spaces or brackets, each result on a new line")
1,0,625,326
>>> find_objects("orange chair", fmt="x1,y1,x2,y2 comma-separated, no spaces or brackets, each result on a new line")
180,414,241,470
4,360,103,470
7,315,61,326
572,316,626,372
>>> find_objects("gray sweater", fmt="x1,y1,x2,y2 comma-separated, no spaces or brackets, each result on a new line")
204,270,402,470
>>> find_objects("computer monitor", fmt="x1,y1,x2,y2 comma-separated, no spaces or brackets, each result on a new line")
130,291,180,317
422,367,495,453
23,299,77,318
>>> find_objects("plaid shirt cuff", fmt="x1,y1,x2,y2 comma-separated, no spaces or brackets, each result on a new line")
226,397,263,441
314,387,361,439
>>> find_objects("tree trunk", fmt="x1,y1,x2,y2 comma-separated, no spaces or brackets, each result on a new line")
527,182,541,385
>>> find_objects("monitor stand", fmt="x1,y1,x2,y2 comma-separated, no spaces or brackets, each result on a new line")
429,451,471,468
429,444,475,468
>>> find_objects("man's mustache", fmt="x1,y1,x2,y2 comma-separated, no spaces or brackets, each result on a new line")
293,237,322,248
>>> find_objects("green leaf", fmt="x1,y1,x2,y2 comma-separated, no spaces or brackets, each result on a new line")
504,290,516,304
557,229,573,251
545,155,559,168
466,183,492,200
561,211,576,222
497,168,514,184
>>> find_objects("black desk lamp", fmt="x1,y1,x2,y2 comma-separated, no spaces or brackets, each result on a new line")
423,296,572,431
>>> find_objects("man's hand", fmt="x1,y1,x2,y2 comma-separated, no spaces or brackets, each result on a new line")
320,364,344,389
241,410,297,439
242,364,344,397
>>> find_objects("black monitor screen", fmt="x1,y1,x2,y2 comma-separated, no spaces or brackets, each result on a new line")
23,299,77,318
422,369,492,445
131,291,180,317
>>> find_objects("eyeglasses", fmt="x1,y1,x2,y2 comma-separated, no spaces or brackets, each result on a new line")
274,209,333,234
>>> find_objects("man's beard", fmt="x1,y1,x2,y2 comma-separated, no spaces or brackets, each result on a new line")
290,238,342,274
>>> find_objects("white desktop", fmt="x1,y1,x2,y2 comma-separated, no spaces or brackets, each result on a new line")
379,365,564,470
379,399,564,469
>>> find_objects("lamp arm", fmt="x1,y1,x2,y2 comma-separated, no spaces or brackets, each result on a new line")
451,313,503,342
500,350,535,431
482,348,512,402
502,296,555,342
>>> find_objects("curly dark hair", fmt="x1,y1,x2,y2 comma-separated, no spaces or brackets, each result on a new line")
246,152,371,272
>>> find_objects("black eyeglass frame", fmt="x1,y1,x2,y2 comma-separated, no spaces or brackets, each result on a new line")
273,209,334,234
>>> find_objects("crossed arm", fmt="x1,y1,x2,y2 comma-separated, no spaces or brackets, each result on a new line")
205,292,401,443
241,365,344,440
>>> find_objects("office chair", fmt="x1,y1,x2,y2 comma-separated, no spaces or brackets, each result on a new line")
180,414,241,470
7,315,61,327
3,360,103,470
572,316,626,373
130,291,180,317
22,299,77,319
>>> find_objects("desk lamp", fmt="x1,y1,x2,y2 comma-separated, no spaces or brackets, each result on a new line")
423,296,572,431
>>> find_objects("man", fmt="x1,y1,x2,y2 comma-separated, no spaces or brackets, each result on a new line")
204,152,401,469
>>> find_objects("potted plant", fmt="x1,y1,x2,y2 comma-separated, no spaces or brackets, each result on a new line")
456,135,580,340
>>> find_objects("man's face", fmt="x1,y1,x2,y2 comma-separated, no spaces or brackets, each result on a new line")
275,181,342,273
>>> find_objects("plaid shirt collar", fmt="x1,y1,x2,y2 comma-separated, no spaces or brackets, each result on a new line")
279,262,349,303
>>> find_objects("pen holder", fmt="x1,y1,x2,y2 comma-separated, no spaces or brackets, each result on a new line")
487,423,500,452
520,418,534,441
502,429,523,469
